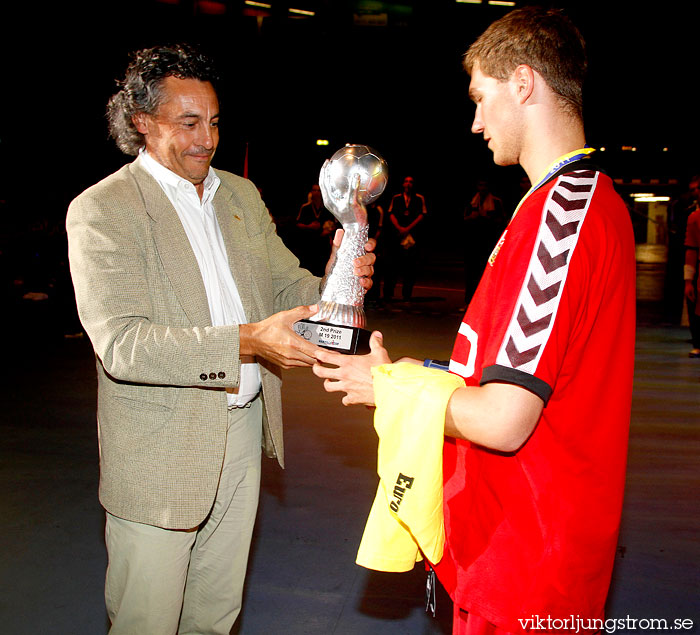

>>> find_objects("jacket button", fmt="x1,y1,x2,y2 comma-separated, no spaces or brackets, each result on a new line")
218,371,226,379
200,373,208,381
209,372,217,380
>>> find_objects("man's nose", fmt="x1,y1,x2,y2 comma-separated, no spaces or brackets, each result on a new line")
196,123,215,149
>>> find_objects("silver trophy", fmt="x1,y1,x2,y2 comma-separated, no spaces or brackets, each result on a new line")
294,144,388,354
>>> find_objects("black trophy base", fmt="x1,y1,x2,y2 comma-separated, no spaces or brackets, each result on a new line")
293,319,371,355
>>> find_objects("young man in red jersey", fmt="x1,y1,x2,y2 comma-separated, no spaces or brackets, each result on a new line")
314,7,636,634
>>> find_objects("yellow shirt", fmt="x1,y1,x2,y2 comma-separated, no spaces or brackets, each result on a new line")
356,363,465,572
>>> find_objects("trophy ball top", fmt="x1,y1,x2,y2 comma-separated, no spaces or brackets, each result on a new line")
326,144,388,206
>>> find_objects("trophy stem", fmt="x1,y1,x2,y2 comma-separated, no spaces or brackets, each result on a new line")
313,223,369,329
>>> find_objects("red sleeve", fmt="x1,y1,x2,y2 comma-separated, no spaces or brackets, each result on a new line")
478,171,604,404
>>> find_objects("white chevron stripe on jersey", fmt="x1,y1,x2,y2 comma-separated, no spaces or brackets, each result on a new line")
496,171,599,374
449,322,479,378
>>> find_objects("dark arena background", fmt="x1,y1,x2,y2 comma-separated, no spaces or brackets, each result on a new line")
1,0,697,244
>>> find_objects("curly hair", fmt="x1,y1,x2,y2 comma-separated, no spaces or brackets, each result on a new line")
107,43,220,155
464,7,586,119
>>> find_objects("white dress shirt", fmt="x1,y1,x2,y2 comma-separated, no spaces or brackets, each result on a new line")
140,150,261,407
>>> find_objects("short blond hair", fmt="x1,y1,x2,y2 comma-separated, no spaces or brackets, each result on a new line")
464,7,586,119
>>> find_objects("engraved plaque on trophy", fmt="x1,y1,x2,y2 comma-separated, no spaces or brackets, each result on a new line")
294,144,388,354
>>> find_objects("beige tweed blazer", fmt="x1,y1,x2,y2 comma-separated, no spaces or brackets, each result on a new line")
67,156,320,529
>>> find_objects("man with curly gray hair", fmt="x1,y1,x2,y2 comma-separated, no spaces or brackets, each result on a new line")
107,43,220,156
67,43,375,634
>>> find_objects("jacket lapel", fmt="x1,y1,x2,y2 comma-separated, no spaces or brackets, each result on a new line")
213,184,254,322
130,159,213,327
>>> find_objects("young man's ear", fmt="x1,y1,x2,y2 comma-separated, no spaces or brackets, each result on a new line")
513,64,535,104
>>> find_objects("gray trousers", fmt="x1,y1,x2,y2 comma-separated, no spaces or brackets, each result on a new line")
104,398,263,635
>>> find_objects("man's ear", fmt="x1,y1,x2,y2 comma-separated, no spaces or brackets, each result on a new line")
513,64,535,104
132,112,150,135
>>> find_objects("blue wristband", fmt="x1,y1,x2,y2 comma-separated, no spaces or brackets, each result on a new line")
423,359,450,371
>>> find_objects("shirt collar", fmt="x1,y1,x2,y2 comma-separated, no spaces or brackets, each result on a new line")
139,148,220,203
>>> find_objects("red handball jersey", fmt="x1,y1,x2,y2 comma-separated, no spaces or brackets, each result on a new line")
434,165,636,632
